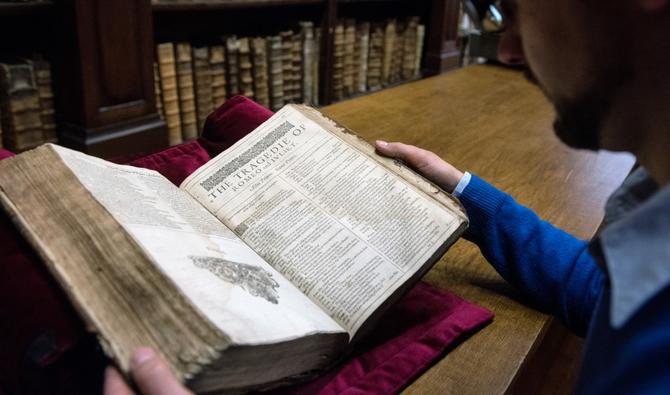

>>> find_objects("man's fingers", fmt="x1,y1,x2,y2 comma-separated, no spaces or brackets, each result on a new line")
375,140,432,168
130,348,193,395
103,367,135,395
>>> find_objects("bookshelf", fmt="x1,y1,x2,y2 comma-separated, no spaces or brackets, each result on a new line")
0,0,460,158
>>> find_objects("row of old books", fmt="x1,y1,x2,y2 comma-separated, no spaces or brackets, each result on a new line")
155,22,320,146
154,17,425,146
333,17,425,101
0,56,56,152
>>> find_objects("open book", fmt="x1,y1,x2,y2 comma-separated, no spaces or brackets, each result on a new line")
0,105,467,393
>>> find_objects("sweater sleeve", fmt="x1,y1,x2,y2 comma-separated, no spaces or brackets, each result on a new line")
458,175,604,336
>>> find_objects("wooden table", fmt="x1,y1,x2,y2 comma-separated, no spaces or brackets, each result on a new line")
322,65,635,394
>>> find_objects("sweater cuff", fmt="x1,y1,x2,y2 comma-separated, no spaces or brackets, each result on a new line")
459,175,508,238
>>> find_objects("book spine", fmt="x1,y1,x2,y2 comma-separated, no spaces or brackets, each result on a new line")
290,32,302,103
300,21,315,106
0,62,44,152
415,24,425,77
193,46,213,132
313,27,320,106
390,20,404,84
175,42,198,141
209,45,227,109
153,62,164,120
267,35,285,111
332,22,344,101
279,31,293,104
355,22,370,94
382,19,396,86
33,59,57,144
402,17,418,80
367,23,384,91
156,42,183,146
226,36,240,97
250,37,270,108
343,19,355,97
237,37,255,99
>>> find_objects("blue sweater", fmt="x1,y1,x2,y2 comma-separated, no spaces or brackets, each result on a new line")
458,175,670,393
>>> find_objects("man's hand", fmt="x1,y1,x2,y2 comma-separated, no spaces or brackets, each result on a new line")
103,347,193,395
374,140,464,193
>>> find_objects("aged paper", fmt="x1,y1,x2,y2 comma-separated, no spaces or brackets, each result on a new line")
54,145,343,345
181,106,461,335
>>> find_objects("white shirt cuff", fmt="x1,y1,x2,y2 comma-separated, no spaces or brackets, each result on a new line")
452,171,471,198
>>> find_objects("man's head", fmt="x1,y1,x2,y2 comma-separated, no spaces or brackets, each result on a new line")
475,0,670,155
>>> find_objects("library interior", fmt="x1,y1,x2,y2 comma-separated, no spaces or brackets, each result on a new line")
0,0,668,394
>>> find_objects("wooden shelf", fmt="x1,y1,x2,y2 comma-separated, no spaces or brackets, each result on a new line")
0,1,53,16
152,0,324,12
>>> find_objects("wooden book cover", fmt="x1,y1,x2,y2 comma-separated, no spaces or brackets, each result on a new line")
0,62,43,152
156,42,183,146
225,36,240,97
250,37,270,108
367,23,384,91
209,45,228,109
355,22,370,94
0,104,467,393
193,46,213,132
176,42,198,141
267,35,285,111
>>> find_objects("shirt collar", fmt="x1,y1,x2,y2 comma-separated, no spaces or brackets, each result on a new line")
596,167,670,328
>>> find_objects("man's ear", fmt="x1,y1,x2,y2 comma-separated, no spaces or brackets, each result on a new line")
639,0,668,12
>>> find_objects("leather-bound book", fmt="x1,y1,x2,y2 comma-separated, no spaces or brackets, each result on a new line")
193,46,213,132
250,37,270,108
156,42,183,146
209,45,228,109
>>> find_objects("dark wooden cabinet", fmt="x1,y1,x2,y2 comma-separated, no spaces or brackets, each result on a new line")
0,0,460,158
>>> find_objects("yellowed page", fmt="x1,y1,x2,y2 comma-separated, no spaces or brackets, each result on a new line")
53,145,344,346
181,106,462,336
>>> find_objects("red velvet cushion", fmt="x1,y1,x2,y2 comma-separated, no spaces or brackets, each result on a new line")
0,97,492,394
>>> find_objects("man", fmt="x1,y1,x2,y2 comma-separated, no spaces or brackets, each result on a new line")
376,0,670,392
106,0,670,392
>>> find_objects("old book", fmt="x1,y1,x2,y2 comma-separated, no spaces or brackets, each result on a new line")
0,104,467,394
290,32,302,103
266,35,285,111
31,58,57,144
209,45,227,109
342,19,356,97
175,42,198,141
313,27,321,105
355,22,370,94
332,22,345,101
237,37,255,99
193,46,213,132
402,17,419,80
381,19,396,86
250,37,269,108
156,42,183,146
0,62,44,152
153,62,165,120
279,31,294,104
225,36,240,98
390,20,404,84
367,23,384,91
299,21,315,105
415,24,426,77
